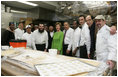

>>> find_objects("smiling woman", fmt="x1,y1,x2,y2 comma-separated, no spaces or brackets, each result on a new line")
51,22,64,55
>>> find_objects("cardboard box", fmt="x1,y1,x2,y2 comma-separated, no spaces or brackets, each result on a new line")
26,17,32,21
25,20,32,26
20,18,26,22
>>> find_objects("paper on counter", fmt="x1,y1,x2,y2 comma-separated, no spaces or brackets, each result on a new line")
10,51,71,67
35,60,96,76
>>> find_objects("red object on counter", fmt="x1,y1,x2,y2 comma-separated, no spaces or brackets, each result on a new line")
9,40,27,48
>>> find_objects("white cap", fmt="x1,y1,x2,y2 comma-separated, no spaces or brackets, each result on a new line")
95,15,105,20
25,25,31,29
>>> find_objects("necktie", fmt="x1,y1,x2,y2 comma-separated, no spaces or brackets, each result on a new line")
79,26,82,29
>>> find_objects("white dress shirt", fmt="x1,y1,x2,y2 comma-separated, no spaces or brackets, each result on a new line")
50,31,54,38
22,32,32,48
107,33,117,62
63,28,74,45
96,25,110,62
32,30,48,50
15,28,24,39
67,27,81,57
80,23,91,54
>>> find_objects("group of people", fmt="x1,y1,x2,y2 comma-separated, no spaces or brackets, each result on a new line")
1,15,117,70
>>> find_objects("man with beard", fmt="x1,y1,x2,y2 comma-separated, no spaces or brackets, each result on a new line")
95,15,116,62
1,22,15,46
32,23,48,51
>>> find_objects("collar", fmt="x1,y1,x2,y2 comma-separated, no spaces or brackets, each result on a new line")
18,28,23,31
27,32,32,34
6,27,14,33
82,22,86,28
98,24,108,33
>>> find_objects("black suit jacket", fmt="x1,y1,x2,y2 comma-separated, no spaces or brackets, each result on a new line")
1,29,15,46
89,22,96,52
47,31,54,49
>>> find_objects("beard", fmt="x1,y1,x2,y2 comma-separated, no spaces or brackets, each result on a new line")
38,29,44,33
97,24,102,29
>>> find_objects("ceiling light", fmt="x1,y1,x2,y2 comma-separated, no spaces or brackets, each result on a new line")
17,1,38,6
11,10,27,14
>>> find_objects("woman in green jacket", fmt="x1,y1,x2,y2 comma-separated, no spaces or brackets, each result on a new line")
51,22,64,55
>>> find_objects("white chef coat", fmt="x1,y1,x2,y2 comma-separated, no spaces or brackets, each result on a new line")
67,27,81,57
63,28,74,45
32,30,48,50
107,33,117,62
80,22,91,54
15,28,24,39
22,32,32,48
96,24,111,62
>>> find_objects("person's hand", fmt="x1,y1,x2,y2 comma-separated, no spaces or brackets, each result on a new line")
66,50,70,54
110,26,116,35
44,49,47,52
57,51,60,54
72,49,76,56
72,51,76,56
107,60,115,69
88,54,90,59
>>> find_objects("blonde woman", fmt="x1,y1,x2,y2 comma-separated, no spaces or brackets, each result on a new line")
51,22,64,54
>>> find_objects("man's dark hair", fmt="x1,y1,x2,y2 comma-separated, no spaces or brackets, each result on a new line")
86,15,94,20
73,19,79,25
18,22,23,25
39,23,43,25
49,25,54,27
64,21,69,25
9,22,14,26
73,20,77,23
39,23,44,26
79,15,85,19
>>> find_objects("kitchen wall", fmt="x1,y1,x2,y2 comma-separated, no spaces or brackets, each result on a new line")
1,12,13,29
27,7,56,21
27,7,39,20
1,3,69,29
1,4,28,29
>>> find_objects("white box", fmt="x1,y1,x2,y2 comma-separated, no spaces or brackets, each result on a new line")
49,49,57,56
